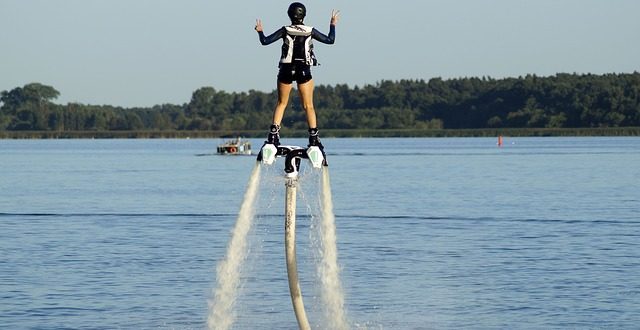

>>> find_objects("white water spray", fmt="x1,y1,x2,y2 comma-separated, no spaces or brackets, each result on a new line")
208,164,261,330
317,168,349,330
209,152,350,329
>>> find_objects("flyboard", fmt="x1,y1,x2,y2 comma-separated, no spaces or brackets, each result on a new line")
257,142,327,330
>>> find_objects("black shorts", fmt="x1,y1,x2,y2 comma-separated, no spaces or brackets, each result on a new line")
277,63,312,84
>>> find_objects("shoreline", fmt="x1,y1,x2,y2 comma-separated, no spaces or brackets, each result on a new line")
1,127,639,139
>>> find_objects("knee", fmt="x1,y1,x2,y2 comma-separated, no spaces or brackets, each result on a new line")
276,99,289,108
301,101,315,112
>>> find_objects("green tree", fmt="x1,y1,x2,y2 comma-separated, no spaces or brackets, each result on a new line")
186,87,216,118
1,83,60,130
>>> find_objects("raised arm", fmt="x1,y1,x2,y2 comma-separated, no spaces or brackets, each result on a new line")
255,19,284,45
312,10,339,44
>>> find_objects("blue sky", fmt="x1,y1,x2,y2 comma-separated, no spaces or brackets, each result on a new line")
1,0,639,107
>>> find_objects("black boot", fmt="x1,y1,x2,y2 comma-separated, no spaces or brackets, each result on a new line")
308,127,323,148
267,124,280,146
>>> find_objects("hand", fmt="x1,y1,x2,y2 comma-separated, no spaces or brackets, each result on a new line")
330,10,340,26
255,19,263,32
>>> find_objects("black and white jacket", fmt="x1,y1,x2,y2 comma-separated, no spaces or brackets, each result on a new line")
258,24,335,66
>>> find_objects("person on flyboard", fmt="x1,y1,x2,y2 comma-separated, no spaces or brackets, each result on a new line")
255,2,340,151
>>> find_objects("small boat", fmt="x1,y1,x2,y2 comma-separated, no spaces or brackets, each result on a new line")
217,137,252,155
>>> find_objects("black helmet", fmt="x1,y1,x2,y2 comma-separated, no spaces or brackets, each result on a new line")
287,2,306,24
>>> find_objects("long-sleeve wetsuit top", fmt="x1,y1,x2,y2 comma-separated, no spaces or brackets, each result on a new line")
258,24,335,66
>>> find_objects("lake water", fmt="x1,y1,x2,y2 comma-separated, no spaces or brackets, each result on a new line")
1,137,639,329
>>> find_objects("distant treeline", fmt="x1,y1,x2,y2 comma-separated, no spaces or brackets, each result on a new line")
2,72,639,136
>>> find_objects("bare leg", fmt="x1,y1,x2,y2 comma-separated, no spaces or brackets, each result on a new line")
272,82,293,125
298,79,324,147
297,79,316,128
